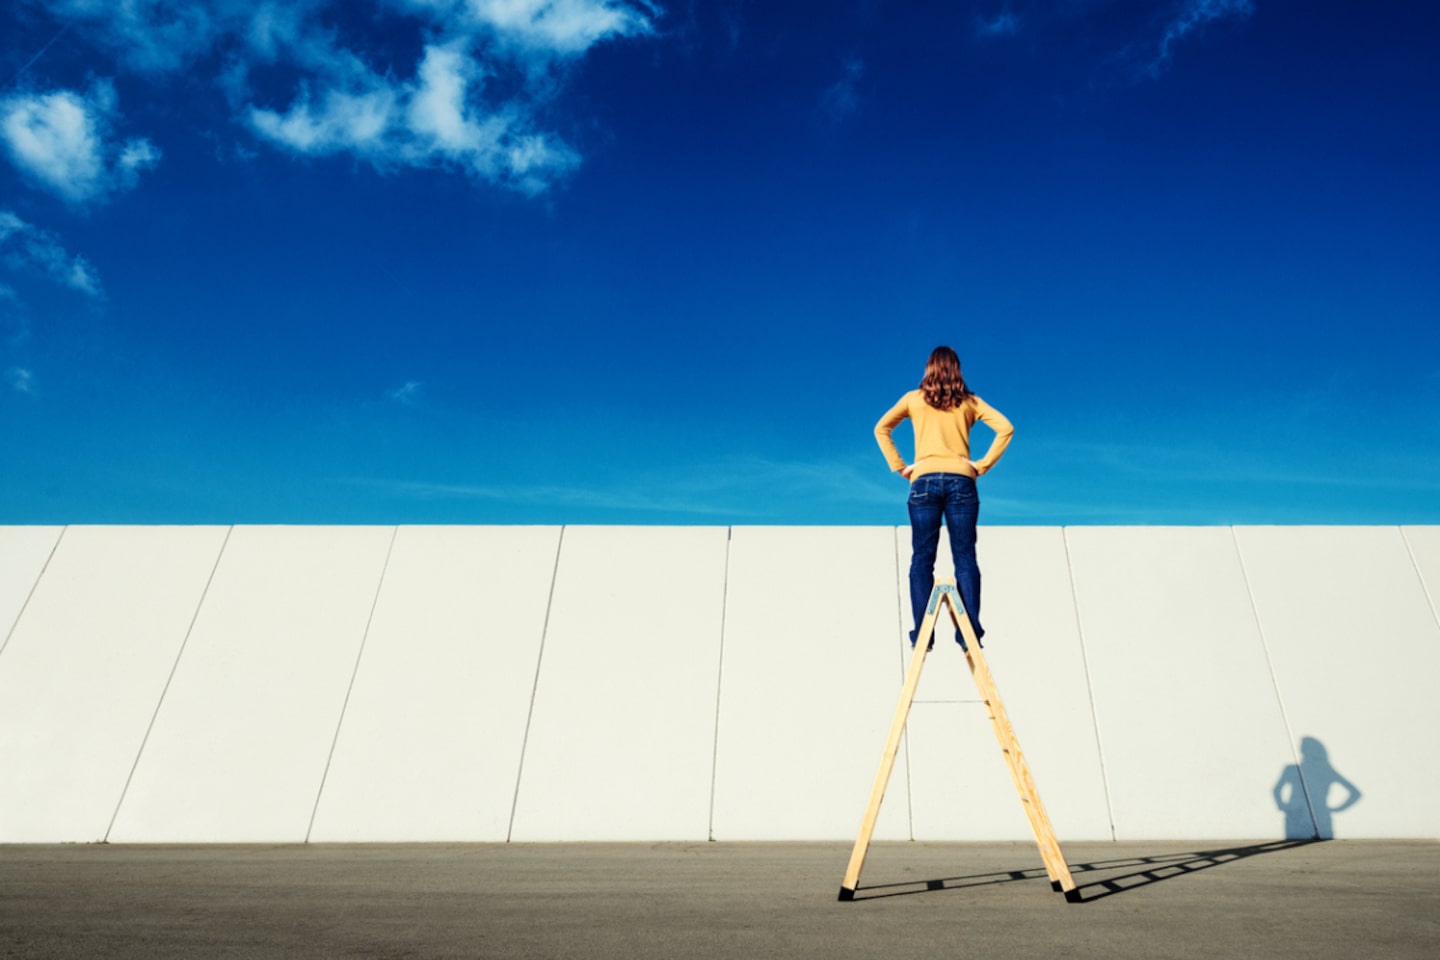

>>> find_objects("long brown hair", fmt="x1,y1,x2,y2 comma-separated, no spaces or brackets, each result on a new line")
919,346,972,410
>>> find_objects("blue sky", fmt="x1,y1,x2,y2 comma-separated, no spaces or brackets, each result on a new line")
1,0,1437,525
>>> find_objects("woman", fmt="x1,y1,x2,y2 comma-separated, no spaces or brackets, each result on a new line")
875,346,1013,651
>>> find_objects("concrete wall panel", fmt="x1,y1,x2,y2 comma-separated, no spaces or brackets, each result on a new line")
0,526,228,841
0,526,63,649
712,527,909,840
509,527,727,841
898,526,1112,840
1066,527,1297,840
108,526,395,842
310,526,560,841
983,527,1114,840
1235,526,1440,839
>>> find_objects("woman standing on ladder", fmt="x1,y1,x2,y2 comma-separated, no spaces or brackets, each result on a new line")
875,346,1013,651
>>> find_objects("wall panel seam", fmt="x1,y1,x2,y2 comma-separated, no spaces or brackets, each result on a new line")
705,527,733,841
507,525,565,842
1062,526,1117,842
0,525,66,664
1230,526,1317,837
1399,526,1440,636
306,525,400,842
105,525,233,842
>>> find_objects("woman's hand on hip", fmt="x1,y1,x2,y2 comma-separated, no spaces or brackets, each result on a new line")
900,464,915,479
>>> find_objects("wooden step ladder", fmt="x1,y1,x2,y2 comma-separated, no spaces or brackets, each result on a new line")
837,578,1079,903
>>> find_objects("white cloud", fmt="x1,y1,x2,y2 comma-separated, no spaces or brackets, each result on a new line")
250,84,399,154
117,137,162,187
398,0,655,57
1150,0,1254,75
5,366,37,395
250,39,579,193
239,1,647,192
0,90,102,201
0,210,103,298
20,0,655,197
0,83,160,205
474,0,653,55
407,42,492,153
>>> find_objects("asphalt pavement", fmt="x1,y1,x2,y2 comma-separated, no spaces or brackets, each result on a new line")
3,840,1437,959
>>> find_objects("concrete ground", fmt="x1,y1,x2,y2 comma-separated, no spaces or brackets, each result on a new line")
2,840,1436,959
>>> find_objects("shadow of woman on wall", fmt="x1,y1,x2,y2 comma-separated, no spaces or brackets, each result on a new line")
1274,736,1362,839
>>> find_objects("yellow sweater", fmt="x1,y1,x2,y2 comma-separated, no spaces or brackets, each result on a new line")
874,390,1014,480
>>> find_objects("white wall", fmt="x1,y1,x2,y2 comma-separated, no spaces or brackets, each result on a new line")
1233,527,1440,839
0,524,1435,843
0,527,227,842
107,526,395,842
509,526,728,841
713,526,909,840
308,526,561,842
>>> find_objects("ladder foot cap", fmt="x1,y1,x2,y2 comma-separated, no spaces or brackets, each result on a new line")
1063,888,1082,904
837,887,856,902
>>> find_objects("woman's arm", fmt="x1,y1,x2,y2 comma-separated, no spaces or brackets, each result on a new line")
969,396,1014,476
874,396,911,474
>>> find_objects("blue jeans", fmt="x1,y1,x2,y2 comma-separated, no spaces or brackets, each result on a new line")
907,473,982,648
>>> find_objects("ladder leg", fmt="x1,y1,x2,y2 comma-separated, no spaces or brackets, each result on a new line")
947,593,1078,897
837,584,942,900
942,598,1054,877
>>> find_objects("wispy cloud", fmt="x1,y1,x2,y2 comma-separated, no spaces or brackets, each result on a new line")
385,379,423,405
0,210,102,297
0,82,160,205
1148,0,1254,76
27,0,656,197
36,0,234,74
376,478,740,517
5,366,37,395
819,57,865,125
975,9,1020,39
1023,433,1440,495
353,454,898,520
0,282,29,346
